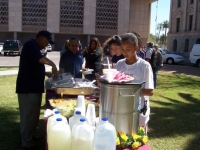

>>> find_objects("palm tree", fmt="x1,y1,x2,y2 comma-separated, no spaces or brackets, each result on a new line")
162,20,169,46
156,23,163,42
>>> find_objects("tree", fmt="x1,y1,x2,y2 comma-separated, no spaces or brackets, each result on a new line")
162,20,169,46
156,23,163,42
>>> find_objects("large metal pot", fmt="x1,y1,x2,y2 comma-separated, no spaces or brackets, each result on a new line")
99,80,144,134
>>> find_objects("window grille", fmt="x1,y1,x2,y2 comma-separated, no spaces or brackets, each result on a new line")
0,0,8,31
60,0,84,34
95,0,118,35
22,0,47,32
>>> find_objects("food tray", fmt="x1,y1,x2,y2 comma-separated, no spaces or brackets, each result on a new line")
48,98,99,118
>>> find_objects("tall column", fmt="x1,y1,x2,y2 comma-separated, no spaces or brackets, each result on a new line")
47,0,60,33
183,0,188,31
168,0,173,33
8,0,22,31
14,32,17,40
118,0,130,35
192,0,197,31
83,0,96,34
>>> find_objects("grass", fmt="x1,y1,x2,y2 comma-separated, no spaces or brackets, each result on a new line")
0,72,200,150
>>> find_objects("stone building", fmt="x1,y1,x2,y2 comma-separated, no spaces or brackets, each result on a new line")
168,0,200,57
0,0,156,50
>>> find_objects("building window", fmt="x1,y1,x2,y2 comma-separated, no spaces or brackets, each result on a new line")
190,0,194,4
189,15,193,31
0,0,8,31
184,39,189,52
22,0,47,32
173,40,177,52
177,0,181,7
176,18,180,32
95,0,118,35
60,0,84,33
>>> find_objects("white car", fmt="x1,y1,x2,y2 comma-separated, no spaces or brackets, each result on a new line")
159,49,185,64
0,42,4,54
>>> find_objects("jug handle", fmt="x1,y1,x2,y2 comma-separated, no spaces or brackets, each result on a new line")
119,92,135,97
74,125,80,140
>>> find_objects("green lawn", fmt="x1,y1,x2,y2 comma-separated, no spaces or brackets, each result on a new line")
0,72,199,150
0,67,19,71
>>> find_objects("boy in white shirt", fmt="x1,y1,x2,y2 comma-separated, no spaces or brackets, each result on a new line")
115,32,154,133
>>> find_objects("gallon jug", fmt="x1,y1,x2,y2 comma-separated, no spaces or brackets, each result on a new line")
72,118,94,150
94,118,116,150
69,111,84,131
48,118,71,150
47,110,68,134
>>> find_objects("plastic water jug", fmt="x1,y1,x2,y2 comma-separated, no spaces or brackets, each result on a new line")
47,110,68,134
94,118,116,150
72,118,94,150
48,118,71,150
69,111,84,131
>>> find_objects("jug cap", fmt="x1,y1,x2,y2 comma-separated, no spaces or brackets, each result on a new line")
102,118,108,121
75,111,81,115
56,118,62,121
54,110,60,114
80,118,86,122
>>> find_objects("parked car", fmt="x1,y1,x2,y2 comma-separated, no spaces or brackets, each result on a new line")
159,49,185,64
46,44,52,52
0,42,4,54
2,40,22,56
189,44,200,67
20,46,47,56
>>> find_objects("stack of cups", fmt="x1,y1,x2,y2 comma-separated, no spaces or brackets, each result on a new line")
76,95,86,116
86,104,96,127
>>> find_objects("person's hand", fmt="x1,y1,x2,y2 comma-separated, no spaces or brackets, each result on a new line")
82,68,89,71
52,66,58,75
45,72,53,78
96,77,101,87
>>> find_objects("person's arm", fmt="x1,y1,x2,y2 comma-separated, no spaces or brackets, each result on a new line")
39,56,57,74
141,89,153,96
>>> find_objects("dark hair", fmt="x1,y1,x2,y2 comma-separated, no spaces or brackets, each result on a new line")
107,35,121,48
147,41,154,48
69,37,79,43
121,33,138,46
102,37,112,57
129,31,142,48
88,37,102,51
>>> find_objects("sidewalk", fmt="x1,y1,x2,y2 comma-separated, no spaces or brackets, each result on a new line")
0,66,56,76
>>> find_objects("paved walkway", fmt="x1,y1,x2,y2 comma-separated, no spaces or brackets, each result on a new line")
0,66,56,76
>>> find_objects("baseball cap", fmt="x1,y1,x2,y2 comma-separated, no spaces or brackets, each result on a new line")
36,30,55,44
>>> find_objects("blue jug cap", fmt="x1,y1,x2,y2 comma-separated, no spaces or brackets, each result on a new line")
56,118,62,121
80,118,86,122
102,118,108,121
55,110,60,114
75,111,81,115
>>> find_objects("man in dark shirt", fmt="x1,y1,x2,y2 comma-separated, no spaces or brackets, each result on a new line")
59,37,83,78
16,30,57,150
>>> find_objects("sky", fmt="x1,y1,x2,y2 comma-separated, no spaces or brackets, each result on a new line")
150,0,171,35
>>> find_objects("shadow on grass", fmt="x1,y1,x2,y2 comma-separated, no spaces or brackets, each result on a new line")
0,106,47,150
149,91,200,150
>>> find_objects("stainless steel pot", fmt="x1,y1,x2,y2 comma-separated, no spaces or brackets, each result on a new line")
99,80,144,134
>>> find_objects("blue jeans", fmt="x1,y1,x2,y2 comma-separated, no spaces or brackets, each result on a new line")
152,65,159,88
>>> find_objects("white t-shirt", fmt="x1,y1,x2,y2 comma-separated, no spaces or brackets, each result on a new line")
145,48,153,59
115,58,154,126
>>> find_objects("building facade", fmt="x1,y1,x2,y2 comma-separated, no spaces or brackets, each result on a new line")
0,0,156,50
168,0,200,57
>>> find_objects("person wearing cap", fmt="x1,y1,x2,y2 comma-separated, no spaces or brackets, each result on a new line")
16,30,57,150
59,37,84,78
145,41,154,62
150,44,163,88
